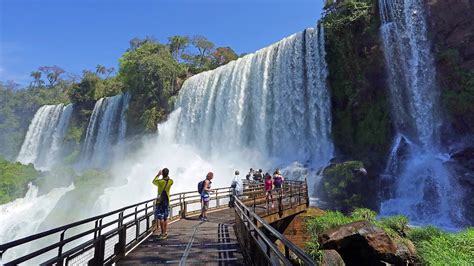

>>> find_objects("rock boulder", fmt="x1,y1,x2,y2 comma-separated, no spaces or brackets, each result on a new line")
318,221,416,265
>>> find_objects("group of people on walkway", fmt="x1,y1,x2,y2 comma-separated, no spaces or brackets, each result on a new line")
151,167,285,239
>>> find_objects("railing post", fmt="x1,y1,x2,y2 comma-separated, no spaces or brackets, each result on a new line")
56,230,66,266
89,235,106,265
216,190,220,208
253,194,256,213
182,196,187,219
115,224,126,257
145,203,149,230
285,246,290,258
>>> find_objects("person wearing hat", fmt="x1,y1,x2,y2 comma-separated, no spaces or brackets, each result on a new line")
200,171,214,221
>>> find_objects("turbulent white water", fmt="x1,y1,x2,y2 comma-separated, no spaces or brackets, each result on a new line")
0,184,74,261
81,93,130,168
96,25,334,212
379,0,464,227
17,104,73,170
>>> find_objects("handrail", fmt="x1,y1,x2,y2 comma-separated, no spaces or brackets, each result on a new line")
233,181,315,265
0,179,312,265
0,187,232,265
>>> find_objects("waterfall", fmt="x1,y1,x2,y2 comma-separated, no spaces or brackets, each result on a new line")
0,183,74,262
95,25,334,213
176,25,333,166
379,0,464,227
81,93,130,168
17,104,73,170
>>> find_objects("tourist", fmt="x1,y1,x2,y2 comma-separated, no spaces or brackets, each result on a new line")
229,170,240,207
199,172,214,221
264,172,274,209
246,168,254,181
273,169,284,190
253,169,263,182
152,168,174,240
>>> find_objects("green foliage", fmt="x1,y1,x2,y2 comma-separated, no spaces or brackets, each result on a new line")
323,0,372,30
0,157,41,204
416,228,474,265
321,161,366,210
377,215,409,237
0,82,69,159
210,47,238,69
305,240,323,262
323,0,393,171
407,226,447,245
119,41,185,133
350,208,377,222
437,48,474,133
306,211,354,237
305,209,474,265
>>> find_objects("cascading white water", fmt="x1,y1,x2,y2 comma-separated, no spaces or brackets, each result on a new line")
0,183,74,261
81,93,130,168
17,104,73,170
379,0,464,227
176,26,333,165
96,25,334,212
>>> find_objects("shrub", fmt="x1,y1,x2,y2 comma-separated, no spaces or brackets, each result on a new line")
417,229,474,265
306,211,355,237
407,226,447,245
377,215,409,237
350,208,377,222
305,240,323,262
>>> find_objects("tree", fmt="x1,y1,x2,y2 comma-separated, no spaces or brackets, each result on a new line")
106,67,115,78
167,35,190,61
96,64,107,76
68,71,101,104
30,71,43,88
119,42,185,132
128,36,158,51
38,66,65,87
211,47,238,68
191,36,215,67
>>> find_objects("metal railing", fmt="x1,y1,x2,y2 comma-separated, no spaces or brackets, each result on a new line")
0,187,232,265
234,180,315,265
0,179,313,265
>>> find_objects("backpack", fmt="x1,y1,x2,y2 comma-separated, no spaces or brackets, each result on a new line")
198,180,206,194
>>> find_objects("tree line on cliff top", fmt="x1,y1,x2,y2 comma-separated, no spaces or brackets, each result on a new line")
0,35,242,159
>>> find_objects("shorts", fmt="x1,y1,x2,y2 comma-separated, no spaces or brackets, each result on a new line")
274,183,282,189
201,197,210,211
155,204,169,221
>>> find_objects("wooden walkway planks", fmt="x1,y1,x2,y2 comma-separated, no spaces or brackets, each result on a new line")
118,208,244,265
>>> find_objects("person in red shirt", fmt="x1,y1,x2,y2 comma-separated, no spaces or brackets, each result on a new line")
264,172,274,209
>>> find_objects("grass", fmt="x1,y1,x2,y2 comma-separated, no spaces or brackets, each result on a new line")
305,208,474,264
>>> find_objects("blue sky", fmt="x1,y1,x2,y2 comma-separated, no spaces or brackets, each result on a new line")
0,0,324,86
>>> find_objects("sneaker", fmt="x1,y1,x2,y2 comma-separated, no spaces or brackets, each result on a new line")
158,233,168,240
202,217,208,222
199,215,203,220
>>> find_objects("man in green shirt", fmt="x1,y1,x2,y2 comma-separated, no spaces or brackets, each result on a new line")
152,168,174,239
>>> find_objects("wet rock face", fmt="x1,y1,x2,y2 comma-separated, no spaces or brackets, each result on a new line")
425,0,474,70
450,146,474,225
318,221,416,265
319,161,371,212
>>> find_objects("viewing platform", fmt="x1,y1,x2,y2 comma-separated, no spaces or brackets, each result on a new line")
0,180,316,265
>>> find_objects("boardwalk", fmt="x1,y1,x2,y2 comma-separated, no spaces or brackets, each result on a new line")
0,180,314,265
119,209,244,265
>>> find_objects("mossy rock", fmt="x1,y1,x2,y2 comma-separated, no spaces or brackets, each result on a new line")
320,161,368,211
322,0,394,173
